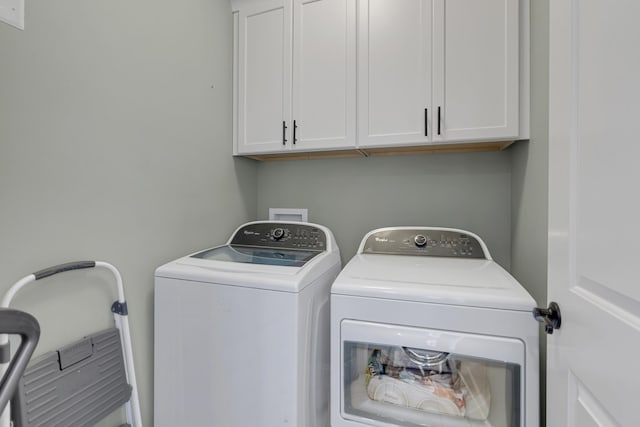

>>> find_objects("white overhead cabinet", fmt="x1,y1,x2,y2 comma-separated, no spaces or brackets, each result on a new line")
359,0,524,149
234,0,291,155
433,0,522,143
234,0,356,155
232,0,528,158
357,0,434,148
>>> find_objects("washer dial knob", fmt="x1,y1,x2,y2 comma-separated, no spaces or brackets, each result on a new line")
414,234,427,247
271,228,285,240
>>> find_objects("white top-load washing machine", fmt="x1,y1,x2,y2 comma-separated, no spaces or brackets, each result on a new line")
154,221,341,427
331,227,539,427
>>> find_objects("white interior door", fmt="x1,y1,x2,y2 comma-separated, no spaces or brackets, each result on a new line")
547,1,640,426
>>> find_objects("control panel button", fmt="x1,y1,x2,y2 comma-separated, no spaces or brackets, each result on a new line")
414,234,427,247
271,228,285,240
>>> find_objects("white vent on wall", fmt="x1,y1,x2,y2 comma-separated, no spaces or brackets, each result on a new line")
269,208,308,223
0,0,24,30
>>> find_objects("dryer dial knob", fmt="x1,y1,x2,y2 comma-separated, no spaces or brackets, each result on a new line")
414,234,427,247
271,228,285,240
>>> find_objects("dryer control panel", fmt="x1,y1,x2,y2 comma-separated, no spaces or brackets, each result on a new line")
362,228,486,259
230,222,326,251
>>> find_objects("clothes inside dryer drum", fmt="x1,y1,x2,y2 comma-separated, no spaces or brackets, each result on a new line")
365,347,491,421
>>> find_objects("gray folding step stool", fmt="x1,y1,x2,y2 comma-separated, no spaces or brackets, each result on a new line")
0,261,142,427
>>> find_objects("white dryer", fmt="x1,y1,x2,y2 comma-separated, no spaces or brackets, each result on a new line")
154,221,341,427
331,227,539,427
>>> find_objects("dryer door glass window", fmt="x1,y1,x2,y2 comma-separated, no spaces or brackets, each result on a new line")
339,321,525,427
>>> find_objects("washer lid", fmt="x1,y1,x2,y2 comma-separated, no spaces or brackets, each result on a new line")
331,254,536,311
155,221,341,293
192,245,322,267
156,248,340,292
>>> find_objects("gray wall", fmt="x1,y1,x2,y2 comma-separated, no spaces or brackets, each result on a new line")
256,151,513,269
510,0,549,312
1,1,549,425
0,1,257,425
510,0,549,423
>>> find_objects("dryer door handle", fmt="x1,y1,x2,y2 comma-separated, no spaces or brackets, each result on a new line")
533,301,562,334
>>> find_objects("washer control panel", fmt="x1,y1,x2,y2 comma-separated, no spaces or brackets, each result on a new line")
230,222,326,251
362,228,486,259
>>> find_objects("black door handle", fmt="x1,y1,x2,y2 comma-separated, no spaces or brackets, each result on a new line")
437,106,441,135
282,121,287,145
424,109,428,137
533,302,562,334
293,120,297,145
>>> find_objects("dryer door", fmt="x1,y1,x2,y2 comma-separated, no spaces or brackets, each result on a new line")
339,320,525,427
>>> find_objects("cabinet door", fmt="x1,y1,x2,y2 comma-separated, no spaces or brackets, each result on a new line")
292,0,356,151
357,0,433,148
237,0,292,154
432,0,519,142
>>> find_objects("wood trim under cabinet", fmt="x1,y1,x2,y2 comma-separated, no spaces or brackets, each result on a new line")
243,149,365,161
362,140,515,156
242,140,515,161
